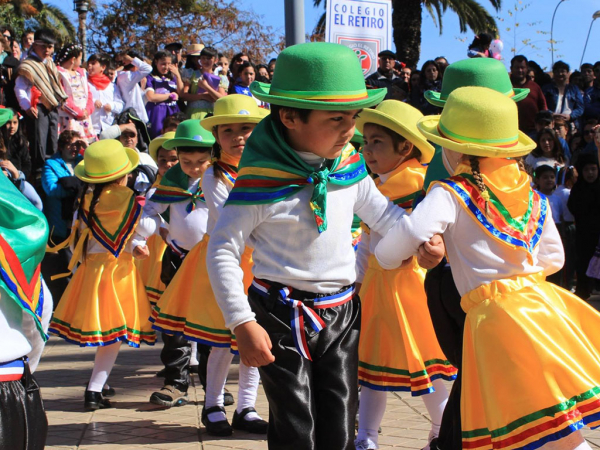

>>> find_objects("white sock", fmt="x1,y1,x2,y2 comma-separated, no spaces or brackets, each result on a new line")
205,347,233,422
356,387,387,446
421,378,449,437
189,341,199,366
88,343,122,393
236,362,261,421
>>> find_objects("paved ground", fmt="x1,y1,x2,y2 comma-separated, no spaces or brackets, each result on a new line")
39,301,600,450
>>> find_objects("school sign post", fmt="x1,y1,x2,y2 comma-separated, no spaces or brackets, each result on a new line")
325,0,393,77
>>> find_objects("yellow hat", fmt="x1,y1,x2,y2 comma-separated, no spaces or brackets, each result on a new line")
184,43,204,56
356,100,435,164
201,94,266,130
417,86,536,158
149,132,176,162
75,139,139,184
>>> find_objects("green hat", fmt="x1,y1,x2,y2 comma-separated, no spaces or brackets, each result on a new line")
250,42,386,110
163,119,216,149
201,94,265,130
149,132,176,162
425,58,529,107
0,108,13,127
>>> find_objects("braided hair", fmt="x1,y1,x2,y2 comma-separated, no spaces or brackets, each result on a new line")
211,136,226,183
56,43,82,66
73,182,108,261
469,155,491,216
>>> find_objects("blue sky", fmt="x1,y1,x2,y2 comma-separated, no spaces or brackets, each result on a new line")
51,0,598,70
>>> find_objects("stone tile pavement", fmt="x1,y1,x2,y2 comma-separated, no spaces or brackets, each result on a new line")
38,337,600,450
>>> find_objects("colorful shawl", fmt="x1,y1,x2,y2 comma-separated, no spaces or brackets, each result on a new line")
18,56,67,109
226,116,368,232
376,158,426,213
150,163,204,213
431,158,547,261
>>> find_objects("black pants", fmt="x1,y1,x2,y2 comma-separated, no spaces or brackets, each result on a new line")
24,105,58,182
40,245,71,310
248,283,360,450
424,260,465,450
0,361,48,450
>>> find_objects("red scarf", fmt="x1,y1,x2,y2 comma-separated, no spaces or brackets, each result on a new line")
88,73,111,91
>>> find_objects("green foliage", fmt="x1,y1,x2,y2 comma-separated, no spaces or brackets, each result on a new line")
0,0,75,44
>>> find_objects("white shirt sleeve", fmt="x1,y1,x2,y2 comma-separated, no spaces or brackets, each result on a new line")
537,206,565,276
99,124,122,140
130,58,152,85
15,75,32,111
110,83,124,115
375,185,457,269
137,196,168,239
354,175,406,237
202,169,230,231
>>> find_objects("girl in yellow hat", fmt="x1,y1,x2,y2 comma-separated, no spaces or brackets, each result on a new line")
49,139,156,411
354,100,457,450
376,86,600,450
150,95,268,436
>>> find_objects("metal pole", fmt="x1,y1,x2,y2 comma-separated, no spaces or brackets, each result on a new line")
580,19,596,68
284,0,305,47
78,11,87,61
550,0,566,66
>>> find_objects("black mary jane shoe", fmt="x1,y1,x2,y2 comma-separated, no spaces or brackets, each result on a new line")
84,390,113,411
201,405,233,436
84,383,115,397
231,407,268,434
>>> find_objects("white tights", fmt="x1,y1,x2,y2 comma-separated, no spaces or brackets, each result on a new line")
88,342,122,392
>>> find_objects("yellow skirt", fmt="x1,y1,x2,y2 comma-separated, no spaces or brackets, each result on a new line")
358,255,456,395
461,272,600,450
134,234,167,305
150,236,253,353
49,252,156,347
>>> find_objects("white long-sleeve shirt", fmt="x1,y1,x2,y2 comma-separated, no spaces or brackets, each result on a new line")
89,82,124,135
375,185,564,297
116,58,152,123
202,167,233,236
207,168,406,331
137,177,209,251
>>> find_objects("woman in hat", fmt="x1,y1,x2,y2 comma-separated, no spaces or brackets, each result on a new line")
354,100,456,450
376,86,600,450
151,95,268,436
49,139,156,411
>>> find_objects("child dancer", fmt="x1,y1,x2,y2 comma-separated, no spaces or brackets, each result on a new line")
136,120,213,408
354,100,457,450
49,139,156,410
376,86,600,450
151,95,267,436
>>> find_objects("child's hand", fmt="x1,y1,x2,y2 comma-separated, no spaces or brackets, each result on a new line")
133,245,150,260
26,107,38,119
94,100,102,109
234,321,275,367
417,234,445,269
103,103,112,112
159,227,169,243
0,160,19,179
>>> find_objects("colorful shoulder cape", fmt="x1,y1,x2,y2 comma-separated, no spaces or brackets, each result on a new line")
226,115,368,232
430,160,547,262
0,175,49,340
213,160,238,187
150,163,204,213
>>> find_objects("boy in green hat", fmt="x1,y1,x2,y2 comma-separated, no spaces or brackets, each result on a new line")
0,170,52,449
136,119,215,408
206,42,442,449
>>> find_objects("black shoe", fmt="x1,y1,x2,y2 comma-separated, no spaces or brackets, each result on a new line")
223,388,234,406
202,405,233,436
189,364,199,374
102,386,116,397
156,368,166,377
84,390,112,411
232,407,268,434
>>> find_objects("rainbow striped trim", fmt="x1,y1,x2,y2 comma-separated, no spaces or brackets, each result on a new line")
358,360,457,396
214,161,238,186
151,182,205,213
145,286,163,305
82,195,142,258
435,176,546,257
267,88,369,103
49,318,155,348
463,386,600,450
0,235,46,340
250,279,354,360
437,122,520,148
351,227,362,251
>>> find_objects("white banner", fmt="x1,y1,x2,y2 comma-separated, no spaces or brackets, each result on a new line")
325,0,393,77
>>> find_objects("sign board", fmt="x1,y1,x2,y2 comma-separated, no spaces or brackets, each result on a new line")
325,0,393,77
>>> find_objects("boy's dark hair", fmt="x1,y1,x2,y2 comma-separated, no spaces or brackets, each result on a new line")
162,112,187,133
238,60,255,73
594,61,600,70
511,55,528,66
269,104,312,128
57,130,82,154
104,58,117,75
88,53,111,68
34,28,56,45
535,110,553,124
201,46,218,58
176,146,212,154
581,63,594,71
553,60,570,73
468,33,492,50
533,164,555,179
151,50,175,78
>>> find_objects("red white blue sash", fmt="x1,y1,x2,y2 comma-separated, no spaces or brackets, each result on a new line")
250,279,355,360
0,359,25,382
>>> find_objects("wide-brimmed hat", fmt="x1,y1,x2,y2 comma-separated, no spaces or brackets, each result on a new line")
163,119,215,149
417,86,536,158
425,58,529,107
184,44,205,57
0,108,13,127
356,100,435,163
75,139,139,183
250,42,386,110
201,95,265,130
149,132,176,162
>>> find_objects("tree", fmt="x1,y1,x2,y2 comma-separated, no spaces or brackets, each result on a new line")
313,0,502,68
0,0,76,43
88,0,284,63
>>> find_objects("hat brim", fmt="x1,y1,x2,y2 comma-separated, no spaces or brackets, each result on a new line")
163,137,214,149
0,109,14,127
149,137,170,161
425,88,530,107
74,147,139,183
184,52,202,57
416,116,536,158
201,114,264,131
356,109,435,163
250,81,386,110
